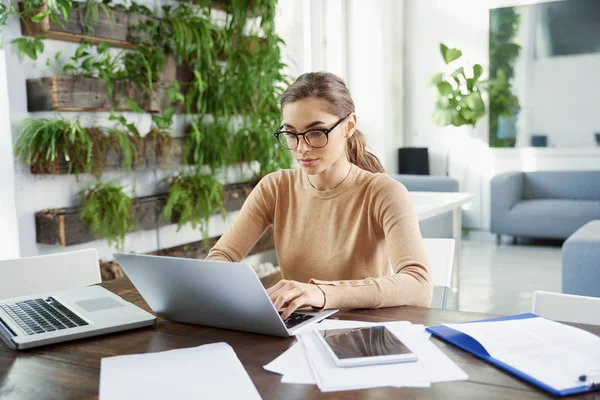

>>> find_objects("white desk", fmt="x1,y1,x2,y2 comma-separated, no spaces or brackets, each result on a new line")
409,192,474,307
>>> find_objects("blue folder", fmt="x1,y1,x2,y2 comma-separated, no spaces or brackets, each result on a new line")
426,313,600,397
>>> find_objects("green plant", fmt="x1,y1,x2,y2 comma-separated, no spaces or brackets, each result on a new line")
430,43,485,127
78,0,112,36
19,0,74,28
79,181,134,251
184,117,230,172
1,0,73,39
107,128,139,172
59,41,165,104
163,171,224,244
120,45,166,100
160,3,220,66
227,0,277,35
489,7,522,147
14,116,93,174
12,35,46,60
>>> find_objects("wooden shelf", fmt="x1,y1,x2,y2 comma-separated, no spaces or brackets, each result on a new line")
26,76,166,113
35,181,256,246
20,2,151,50
30,137,185,175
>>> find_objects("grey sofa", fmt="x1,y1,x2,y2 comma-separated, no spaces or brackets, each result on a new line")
491,171,600,241
393,174,459,238
562,220,600,297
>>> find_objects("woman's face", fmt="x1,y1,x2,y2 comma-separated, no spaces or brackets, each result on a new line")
280,98,355,175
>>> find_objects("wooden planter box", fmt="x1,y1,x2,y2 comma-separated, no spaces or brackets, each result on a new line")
28,137,185,175
35,181,256,246
26,76,164,112
20,1,149,49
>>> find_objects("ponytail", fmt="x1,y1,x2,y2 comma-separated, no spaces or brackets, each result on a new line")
346,129,385,173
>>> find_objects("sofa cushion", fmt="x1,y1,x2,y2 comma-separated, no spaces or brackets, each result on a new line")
562,221,600,297
506,199,600,239
523,171,600,201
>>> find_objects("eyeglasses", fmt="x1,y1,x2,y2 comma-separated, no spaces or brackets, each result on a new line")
273,114,350,150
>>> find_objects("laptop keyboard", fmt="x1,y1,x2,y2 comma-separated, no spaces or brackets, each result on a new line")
281,312,314,329
0,297,88,335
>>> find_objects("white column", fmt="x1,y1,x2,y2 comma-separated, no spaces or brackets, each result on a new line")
0,48,21,260
345,0,403,174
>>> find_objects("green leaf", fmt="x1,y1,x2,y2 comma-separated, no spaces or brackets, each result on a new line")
440,43,462,64
81,56,94,71
31,12,47,22
437,82,453,96
97,42,109,54
127,98,145,113
75,43,90,59
473,64,483,81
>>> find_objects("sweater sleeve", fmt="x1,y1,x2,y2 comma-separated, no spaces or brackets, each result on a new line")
205,173,279,262
309,176,433,309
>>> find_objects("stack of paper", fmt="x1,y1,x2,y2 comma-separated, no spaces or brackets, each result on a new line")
264,320,468,392
100,342,261,400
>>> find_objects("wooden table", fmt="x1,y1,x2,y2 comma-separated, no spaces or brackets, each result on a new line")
1,279,599,400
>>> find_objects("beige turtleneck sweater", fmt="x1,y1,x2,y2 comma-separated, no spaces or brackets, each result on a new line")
206,166,433,309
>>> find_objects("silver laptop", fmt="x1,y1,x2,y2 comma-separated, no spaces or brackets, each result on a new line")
0,286,156,350
114,253,338,337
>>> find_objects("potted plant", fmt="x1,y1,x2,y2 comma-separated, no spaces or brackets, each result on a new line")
14,116,96,175
163,170,225,244
79,180,135,251
430,43,486,175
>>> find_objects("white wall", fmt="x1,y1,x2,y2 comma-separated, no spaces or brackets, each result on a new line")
346,0,404,175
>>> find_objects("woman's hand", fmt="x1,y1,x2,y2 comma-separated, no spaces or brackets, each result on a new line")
267,279,326,320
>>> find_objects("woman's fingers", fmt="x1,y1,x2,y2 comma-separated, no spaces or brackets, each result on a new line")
270,286,302,311
281,294,308,320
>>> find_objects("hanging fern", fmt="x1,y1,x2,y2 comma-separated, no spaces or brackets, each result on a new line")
79,181,134,251
184,117,230,172
164,171,224,244
14,117,93,175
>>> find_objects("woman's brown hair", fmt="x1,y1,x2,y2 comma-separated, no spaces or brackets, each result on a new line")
280,72,385,174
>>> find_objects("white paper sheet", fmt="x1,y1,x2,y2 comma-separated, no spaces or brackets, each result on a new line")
263,320,377,384
445,316,600,391
299,321,467,392
99,342,261,400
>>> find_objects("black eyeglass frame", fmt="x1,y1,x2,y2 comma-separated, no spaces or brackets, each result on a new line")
273,113,351,150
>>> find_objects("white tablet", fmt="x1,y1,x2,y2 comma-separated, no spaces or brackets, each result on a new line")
314,325,419,367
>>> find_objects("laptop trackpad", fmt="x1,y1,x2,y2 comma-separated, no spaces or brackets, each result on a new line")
76,297,124,312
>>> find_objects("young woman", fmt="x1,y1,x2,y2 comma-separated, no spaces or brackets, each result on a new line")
206,72,432,319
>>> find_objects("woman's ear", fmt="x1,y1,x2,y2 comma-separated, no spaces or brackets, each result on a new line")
345,113,357,138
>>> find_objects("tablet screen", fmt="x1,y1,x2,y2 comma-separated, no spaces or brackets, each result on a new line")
318,325,413,359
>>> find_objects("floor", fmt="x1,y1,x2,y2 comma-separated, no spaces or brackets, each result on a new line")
446,231,563,315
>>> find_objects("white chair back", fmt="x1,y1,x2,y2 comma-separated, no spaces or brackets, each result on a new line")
423,238,455,309
0,249,101,300
532,290,600,326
